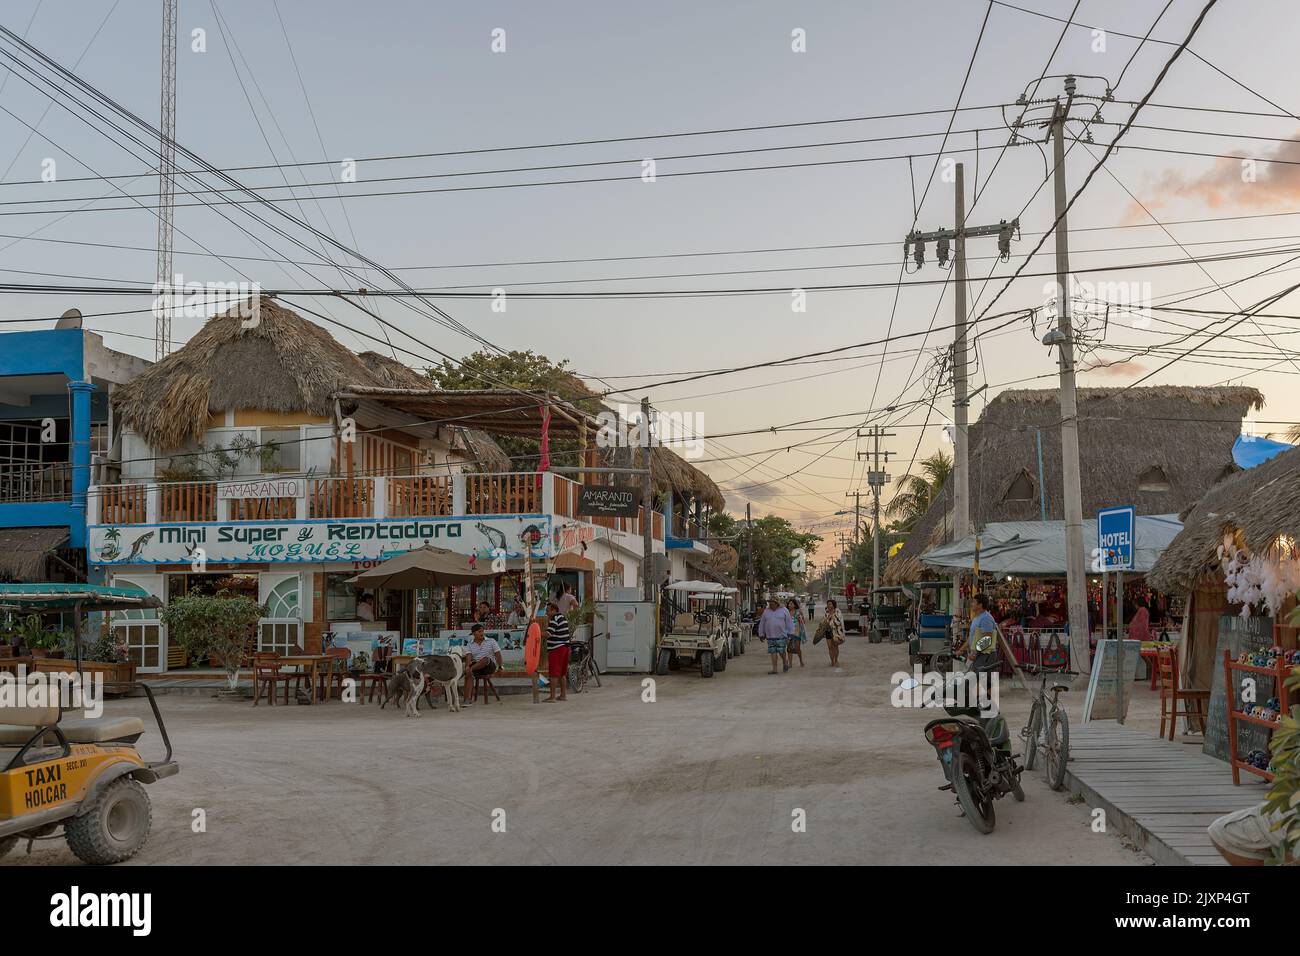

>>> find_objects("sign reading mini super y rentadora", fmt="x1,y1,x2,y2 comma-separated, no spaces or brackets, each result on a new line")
1096,506,1136,571
88,515,552,566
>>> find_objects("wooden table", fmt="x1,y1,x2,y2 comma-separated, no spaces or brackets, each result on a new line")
277,655,330,704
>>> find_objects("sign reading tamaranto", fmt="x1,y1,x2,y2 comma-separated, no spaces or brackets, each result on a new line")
88,515,553,566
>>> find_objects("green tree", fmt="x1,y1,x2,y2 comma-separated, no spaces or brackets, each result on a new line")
713,512,820,594
161,592,266,691
884,450,952,530
426,349,603,468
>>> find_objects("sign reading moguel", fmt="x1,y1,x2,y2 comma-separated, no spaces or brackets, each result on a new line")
89,515,553,566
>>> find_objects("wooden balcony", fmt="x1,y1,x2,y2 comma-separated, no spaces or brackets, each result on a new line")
387,475,452,517
157,482,217,522
90,471,664,541
309,477,374,519
99,482,147,525
466,472,541,515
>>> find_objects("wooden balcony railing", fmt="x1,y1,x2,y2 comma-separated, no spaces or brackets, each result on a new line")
310,477,374,519
99,483,147,524
466,472,541,515
551,474,578,518
158,482,216,522
89,471,666,541
228,497,297,521
387,475,452,517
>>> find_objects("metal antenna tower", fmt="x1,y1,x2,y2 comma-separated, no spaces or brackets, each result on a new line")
155,0,178,361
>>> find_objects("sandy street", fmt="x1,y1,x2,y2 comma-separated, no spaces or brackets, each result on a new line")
7,634,1153,866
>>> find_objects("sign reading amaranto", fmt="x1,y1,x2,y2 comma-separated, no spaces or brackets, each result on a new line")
217,478,306,500
89,515,553,566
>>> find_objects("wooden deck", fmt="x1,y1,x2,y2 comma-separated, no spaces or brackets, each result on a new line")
1064,722,1268,866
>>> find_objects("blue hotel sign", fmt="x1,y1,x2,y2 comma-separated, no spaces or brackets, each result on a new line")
1096,506,1136,572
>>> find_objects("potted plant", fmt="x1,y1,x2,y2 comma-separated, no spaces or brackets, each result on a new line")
161,590,267,693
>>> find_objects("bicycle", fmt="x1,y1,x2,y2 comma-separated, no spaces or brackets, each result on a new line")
1020,666,1076,791
567,639,602,693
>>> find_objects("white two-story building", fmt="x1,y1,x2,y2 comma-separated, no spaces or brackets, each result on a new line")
87,298,721,671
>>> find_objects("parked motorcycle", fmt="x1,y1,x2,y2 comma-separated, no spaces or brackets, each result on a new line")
923,700,1025,834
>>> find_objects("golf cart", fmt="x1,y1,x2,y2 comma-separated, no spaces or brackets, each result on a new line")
906,579,955,670
867,586,910,644
657,581,736,678
0,584,178,865
833,589,863,633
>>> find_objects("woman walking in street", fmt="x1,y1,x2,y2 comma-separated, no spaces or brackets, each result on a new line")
786,598,807,668
819,598,846,669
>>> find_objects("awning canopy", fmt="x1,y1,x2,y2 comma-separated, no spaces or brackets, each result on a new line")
0,583,161,613
346,545,500,589
919,514,1183,577
0,527,69,581
664,580,735,595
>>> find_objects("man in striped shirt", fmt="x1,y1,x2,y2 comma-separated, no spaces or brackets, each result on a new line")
545,600,571,702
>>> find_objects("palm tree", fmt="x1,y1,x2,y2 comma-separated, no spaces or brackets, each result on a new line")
884,449,952,530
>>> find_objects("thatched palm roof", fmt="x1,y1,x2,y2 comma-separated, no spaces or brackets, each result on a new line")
885,385,1263,584
1147,443,1300,594
112,297,724,508
114,297,382,449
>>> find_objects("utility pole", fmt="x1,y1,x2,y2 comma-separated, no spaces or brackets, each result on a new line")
640,397,655,604
745,501,754,612
155,0,178,361
906,164,1017,609
856,426,894,594
844,491,866,548
1047,77,1090,675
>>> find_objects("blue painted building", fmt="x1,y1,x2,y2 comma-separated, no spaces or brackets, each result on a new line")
0,320,150,582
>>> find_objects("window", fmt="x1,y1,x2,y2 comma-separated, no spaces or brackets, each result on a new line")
264,577,300,618
261,427,302,473
1138,466,1171,492
1003,470,1036,502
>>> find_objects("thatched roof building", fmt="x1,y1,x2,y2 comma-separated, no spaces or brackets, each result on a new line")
885,385,1264,584
114,297,374,450
111,297,725,509
1147,443,1300,594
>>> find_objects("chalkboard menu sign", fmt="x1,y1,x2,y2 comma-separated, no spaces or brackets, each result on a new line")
577,484,641,518
1203,614,1275,763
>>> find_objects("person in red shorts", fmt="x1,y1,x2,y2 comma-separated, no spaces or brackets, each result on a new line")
545,600,571,702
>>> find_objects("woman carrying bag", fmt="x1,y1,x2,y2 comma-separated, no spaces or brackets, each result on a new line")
815,598,846,669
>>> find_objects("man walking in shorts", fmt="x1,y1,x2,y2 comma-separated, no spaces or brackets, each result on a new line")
758,597,793,675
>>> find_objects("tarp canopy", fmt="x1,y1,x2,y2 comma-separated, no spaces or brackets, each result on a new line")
1232,434,1293,470
919,514,1183,577
664,580,733,594
0,583,160,613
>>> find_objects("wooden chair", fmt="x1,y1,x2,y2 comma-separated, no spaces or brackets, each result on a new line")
252,652,304,706
1157,646,1210,740
470,667,501,704
319,648,351,700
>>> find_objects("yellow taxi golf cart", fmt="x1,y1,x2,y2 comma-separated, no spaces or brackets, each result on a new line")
656,581,737,678
0,584,178,865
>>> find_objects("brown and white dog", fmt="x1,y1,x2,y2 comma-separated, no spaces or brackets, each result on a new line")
382,663,426,717
413,648,467,713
